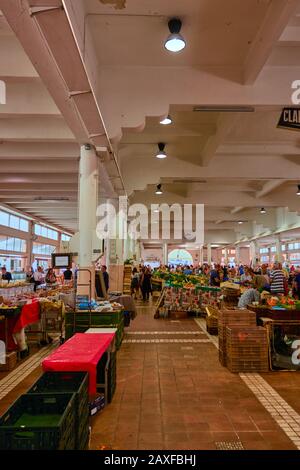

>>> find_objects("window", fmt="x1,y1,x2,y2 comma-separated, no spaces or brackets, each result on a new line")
32,243,55,256
0,210,29,232
0,236,26,253
34,224,58,241
260,248,269,254
271,246,276,253
281,245,286,251
261,255,269,263
288,243,295,250
290,253,300,261
61,234,71,242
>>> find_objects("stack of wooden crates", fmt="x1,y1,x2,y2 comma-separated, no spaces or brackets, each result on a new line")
218,308,269,372
123,265,132,295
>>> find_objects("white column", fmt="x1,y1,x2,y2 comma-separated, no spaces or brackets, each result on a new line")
199,245,204,265
207,243,212,265
162,243,168,265
250,241,258,267
79,145,98,268
224,247,229,265
275,236,283,263
78,144,98,296
235,245,240,265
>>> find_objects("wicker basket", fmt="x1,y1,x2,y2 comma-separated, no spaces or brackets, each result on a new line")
226,326,269,373
218,309,257,366
205,306,219,335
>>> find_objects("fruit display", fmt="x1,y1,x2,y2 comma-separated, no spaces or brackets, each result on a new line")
267,296,300,310
152,271,209,288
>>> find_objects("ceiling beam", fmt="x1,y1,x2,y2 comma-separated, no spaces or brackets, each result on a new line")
255,179,286,198
201,113,240,166
231,207,244,215
243,0,299,84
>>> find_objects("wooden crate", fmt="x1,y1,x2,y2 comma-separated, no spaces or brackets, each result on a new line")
226,326,269,373
0,351,17,372
206,316,218,335
169,310,188,320
218,309,256,366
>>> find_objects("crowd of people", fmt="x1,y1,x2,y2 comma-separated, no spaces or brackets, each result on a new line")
128,261,300,302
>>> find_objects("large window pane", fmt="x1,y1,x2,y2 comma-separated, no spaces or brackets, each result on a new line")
19,219,29,232
0,211,9,227
9,215,19,230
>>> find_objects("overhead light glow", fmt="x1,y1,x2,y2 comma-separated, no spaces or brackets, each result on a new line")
297,184,300,196
160,115,172,125
238,221,243,225
165,18,186,53
260,208,266,214
155,184,163,195
156,142,167,159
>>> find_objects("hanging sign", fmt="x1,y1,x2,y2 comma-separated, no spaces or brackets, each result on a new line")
277,107,300,131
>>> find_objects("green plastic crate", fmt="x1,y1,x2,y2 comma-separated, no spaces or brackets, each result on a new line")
65,313,124,348
0,393,76,450
28,372,89,450
96,352,117,403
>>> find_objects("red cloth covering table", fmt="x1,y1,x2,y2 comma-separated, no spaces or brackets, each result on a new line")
0,300,40,351
13,299,40,334
42,333,115,395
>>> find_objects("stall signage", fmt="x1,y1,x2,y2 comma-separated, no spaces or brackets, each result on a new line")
277,107,300,131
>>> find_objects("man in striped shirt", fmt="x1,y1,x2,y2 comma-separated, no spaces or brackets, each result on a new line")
270,262,285,295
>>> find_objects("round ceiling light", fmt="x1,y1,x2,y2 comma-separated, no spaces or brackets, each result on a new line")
156,142,167,159
155,184,163,195
165,18,186,53
297,184,300,196
260,208,266,214
160,115,172,125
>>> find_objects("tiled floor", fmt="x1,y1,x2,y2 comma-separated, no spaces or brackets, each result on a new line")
90,303,297,450
0,301,299,451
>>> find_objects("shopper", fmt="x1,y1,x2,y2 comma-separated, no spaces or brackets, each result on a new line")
141,267,152,301
131,267,140,299
33,266,44,292
101,265,109,292
238,276,261,309
240,267,252,284
63,266,73,282
270,262,285,295
1,267,12,282
293,267,300,299
45,268,57,284
210,265,221,287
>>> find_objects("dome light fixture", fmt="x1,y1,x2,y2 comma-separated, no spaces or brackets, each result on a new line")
297,184,300,196
260,208,266,214
238,221,243,225
165,18,186,53
160,115,172,125
155,184,163,195
156,143,167,159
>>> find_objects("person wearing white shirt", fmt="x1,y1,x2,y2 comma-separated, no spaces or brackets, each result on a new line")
33,266,44,291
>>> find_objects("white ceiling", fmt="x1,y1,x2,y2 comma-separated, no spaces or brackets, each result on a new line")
0,0,299,246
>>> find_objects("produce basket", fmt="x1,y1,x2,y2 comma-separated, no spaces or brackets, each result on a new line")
205,306,219,335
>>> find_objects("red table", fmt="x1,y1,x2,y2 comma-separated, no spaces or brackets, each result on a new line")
42,333,115,395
